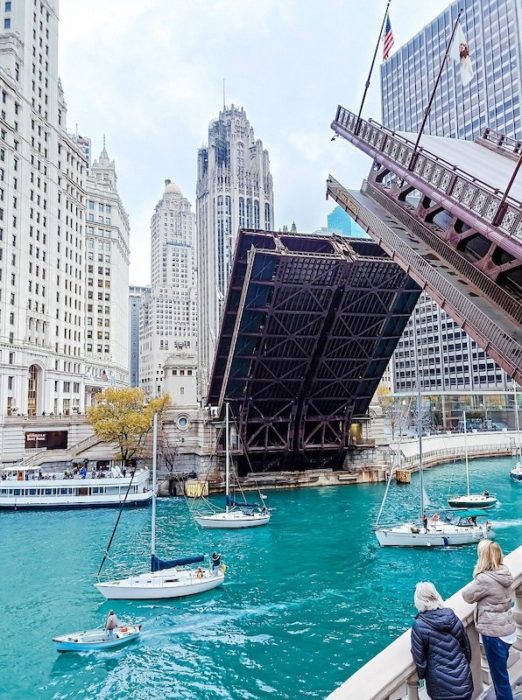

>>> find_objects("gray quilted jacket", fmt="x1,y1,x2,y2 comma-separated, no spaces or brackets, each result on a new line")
462,565,515,637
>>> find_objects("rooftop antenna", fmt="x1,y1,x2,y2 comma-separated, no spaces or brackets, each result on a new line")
222,78,226,110
103,133,106,149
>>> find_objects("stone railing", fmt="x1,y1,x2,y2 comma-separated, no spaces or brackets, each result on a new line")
326,545,522,700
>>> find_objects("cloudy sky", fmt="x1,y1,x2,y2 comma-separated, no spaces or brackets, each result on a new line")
59,0,450,285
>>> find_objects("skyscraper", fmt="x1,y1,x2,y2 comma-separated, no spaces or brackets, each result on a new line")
139,180,197,397
196,105,274,399
84,145,130,398
0,1,130,418
129,285,149,388
379,0,517,422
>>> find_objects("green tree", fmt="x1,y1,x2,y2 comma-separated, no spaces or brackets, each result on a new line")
86,388,170,468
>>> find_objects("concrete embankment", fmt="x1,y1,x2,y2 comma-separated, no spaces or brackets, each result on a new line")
157,431,519,496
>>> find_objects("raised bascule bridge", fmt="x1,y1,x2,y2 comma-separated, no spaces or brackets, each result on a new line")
329,105,522,388
208,228,420,473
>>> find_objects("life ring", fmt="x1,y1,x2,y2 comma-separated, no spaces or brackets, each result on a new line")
432,513,440,522
196,567,204,579
119,626,128,633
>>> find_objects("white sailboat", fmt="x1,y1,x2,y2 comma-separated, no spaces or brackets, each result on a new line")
95,413,225,600
375,382,493,547
510,381,522,482
447,410,497,508
194,404,270,530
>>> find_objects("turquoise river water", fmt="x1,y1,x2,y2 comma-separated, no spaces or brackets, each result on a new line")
1,455,521,700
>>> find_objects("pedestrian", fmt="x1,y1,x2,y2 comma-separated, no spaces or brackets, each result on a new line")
462,540,516,700
104,610,119,639
422,514,429,532
411,581,473,700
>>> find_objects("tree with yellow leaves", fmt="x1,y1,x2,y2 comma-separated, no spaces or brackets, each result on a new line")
86,388,170,468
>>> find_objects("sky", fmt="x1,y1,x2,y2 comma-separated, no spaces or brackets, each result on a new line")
59,0,450,285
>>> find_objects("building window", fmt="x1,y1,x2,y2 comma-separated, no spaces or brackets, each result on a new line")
4,18,11,29
5,1,12,11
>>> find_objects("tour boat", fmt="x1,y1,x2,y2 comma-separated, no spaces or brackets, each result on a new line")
0,467,152,509
447,410,497,509
95,413,225,600
194,403,270,530
53,624,142,652
375,381,492,547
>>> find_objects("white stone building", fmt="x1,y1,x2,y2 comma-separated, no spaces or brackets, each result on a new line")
139,180,197,398
196,105,274,399
83,145,130,400
0,0,129,419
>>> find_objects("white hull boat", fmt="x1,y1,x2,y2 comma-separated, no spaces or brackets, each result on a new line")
375,518,493,547
195,510,270,529
510,462,522,482
53,624,142,652
447,494,497,509
95,414,226,601
96,567,225,600
0,468,151,509
195,403,271,530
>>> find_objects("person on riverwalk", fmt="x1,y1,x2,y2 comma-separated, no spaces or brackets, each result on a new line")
104,610,119,639
462,540,516,700
411,581,473,700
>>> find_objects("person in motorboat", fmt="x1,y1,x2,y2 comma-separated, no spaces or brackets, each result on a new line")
462,540,516,700
483,490,490,497
104,610,120,639
411,582,473,700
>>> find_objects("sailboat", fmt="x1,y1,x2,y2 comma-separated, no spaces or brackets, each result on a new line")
95,413,225,600
510,381,522,482
194,403,270,530
375,382,493,547
447,410,497,508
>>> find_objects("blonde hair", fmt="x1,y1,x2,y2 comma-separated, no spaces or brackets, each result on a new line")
414,581,444,612
474,539,503,577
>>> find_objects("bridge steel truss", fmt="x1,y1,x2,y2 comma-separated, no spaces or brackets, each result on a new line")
330,105,522,385
208,229,420,472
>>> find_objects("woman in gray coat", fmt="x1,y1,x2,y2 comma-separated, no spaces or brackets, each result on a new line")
462,540,516,700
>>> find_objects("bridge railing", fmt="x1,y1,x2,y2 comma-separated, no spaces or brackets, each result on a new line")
326,545,522,700
332,105,522,250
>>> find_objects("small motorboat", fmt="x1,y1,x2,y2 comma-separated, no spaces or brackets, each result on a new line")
510,461,522,482
53,624,142,652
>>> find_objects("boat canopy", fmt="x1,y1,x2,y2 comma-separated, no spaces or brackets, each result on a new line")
150,554,204,572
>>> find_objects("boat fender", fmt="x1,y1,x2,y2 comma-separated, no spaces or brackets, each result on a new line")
220,563,227,574
196,567,204,579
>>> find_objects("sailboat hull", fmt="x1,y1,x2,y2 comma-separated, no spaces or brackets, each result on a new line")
194,511,270,529
447,495,497,509
95,568,225,600
375,521,492,547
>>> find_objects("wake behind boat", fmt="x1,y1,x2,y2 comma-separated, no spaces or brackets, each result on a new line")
53,624,142,652
95,413,225,600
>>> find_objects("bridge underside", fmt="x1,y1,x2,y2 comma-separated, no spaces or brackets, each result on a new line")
330,106,522,384
208,229,420,472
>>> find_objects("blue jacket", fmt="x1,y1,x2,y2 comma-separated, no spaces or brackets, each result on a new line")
411,607,473,700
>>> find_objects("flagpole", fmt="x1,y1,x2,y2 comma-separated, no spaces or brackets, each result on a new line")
408,8,463,171
492,151,522,226
355,0,392,135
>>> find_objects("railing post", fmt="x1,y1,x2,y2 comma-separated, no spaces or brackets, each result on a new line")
406,673,420,700
513,580,522,653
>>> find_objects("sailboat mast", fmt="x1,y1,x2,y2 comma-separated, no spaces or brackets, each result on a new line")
417,376,424,520
151,411,158,557
225,402,230,513
515,382,520,432
463,409,470,496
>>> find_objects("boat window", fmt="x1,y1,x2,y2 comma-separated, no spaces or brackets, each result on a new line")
29,489,36,495
60,488,69,495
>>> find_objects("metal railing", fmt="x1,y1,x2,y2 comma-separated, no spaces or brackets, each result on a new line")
332,105,522,247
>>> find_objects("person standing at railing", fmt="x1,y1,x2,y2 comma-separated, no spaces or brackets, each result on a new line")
462,540,516,700
411,582,473,700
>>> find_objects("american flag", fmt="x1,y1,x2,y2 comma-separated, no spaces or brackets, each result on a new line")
383,14,394,61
